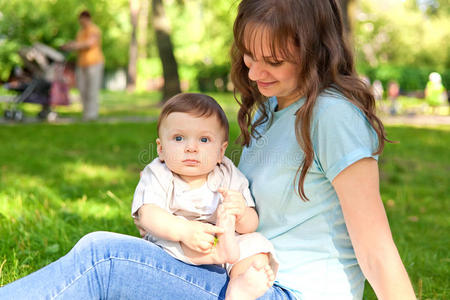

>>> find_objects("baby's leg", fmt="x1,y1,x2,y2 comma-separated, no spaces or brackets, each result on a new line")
181,206,239,265
181,243,223,265
225,253,275,300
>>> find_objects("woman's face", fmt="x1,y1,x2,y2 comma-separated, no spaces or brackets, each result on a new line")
243,28,301,109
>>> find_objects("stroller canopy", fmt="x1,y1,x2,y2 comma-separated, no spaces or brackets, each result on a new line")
18,43,65,77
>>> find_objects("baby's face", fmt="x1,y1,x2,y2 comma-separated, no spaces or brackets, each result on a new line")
157,112,228,184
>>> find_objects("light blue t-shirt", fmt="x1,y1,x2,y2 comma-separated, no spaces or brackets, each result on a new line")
238,90,379,300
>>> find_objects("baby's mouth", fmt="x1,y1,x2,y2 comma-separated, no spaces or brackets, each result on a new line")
183,159,200,166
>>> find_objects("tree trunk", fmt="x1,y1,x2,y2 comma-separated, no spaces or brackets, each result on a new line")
138,0,150,59
127,0,140,91
152,0,181,102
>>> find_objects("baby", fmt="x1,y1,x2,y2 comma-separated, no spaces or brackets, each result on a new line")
132,93,278,300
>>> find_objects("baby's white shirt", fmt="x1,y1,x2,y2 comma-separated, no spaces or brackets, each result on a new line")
131,156,254,225
172,182,221,221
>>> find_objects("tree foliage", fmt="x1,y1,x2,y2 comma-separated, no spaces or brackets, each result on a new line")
354,0,450,89
0,0,448,91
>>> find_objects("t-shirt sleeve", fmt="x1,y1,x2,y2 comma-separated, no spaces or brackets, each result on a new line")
312,99,379,182
131,164,168,218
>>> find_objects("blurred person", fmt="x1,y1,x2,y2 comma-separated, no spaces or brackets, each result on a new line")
388,80,400,115
372,80,384,101
425,72,446,114
372,79,384,112
62,10,104,121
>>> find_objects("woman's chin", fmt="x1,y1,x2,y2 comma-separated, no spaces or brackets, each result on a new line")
258,90,274,98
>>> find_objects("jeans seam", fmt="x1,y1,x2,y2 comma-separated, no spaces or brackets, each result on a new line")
53,256,225,299
53,257,112,299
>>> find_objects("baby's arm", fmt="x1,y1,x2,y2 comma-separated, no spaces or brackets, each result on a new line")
137,204,224,253
218,188,259,234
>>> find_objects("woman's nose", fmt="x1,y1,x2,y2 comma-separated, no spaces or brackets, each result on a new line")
248,62,267,81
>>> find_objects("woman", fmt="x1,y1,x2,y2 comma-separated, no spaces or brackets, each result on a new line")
0,0,415,299
61,10,104,121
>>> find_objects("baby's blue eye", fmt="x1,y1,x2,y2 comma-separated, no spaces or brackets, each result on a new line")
175,136,183,141
200,137,209,143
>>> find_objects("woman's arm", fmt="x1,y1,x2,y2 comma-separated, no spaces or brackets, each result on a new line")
332,158,416,300
235,207,259,233
61,32,99,51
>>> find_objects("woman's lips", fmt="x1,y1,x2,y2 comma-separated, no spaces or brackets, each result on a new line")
257,80,277,88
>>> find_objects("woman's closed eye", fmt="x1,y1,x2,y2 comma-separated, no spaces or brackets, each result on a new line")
267,60,284,67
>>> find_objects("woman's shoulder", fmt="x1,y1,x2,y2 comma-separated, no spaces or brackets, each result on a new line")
314,89,365,122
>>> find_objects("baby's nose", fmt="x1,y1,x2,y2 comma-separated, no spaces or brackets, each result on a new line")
185,142,198,152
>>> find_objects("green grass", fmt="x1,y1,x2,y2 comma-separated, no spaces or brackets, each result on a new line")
0,91,448,299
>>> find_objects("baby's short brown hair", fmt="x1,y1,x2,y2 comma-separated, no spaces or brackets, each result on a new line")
157,93,229,141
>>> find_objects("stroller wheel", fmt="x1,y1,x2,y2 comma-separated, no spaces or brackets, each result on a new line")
47,111,58,122
4,109,13,120
13,110,24,121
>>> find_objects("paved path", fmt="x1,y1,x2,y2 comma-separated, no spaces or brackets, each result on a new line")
381,115,450,126
0,115,157,125
0,114,449,126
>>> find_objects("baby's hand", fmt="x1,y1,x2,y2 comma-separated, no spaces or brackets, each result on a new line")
181,220,224,253
218,188,247,222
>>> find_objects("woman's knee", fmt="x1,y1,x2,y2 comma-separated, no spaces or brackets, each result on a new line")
71,231,123,259
72,231,162,262
74,231,113,248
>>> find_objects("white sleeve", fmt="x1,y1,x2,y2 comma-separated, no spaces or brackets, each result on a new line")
131,162,169,218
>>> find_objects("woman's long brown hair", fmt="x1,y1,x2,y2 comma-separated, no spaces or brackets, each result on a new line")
231,0,389,201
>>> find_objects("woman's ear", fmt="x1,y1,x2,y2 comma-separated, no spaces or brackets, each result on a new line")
156,138,164,161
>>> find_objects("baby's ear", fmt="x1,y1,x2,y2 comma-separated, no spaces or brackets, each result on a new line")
218,141,228,163
156,138,164,160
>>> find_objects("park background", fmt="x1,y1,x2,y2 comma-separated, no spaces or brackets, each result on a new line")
0,0,448,299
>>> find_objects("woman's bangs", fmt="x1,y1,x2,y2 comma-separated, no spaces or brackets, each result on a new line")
238,21,297,63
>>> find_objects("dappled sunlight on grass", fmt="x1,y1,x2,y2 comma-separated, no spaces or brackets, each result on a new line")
62,191,129,222
0,174,59,213
63,161,129,183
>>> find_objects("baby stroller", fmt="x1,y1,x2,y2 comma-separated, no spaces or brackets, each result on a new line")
3,43,70,121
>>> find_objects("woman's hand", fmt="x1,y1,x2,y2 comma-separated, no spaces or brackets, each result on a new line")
218,188,247,222
180,221,224,253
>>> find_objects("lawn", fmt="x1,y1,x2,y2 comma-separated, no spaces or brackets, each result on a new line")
0,91,448,299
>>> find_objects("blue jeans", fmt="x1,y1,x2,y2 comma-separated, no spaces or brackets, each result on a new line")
0,231,297,299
